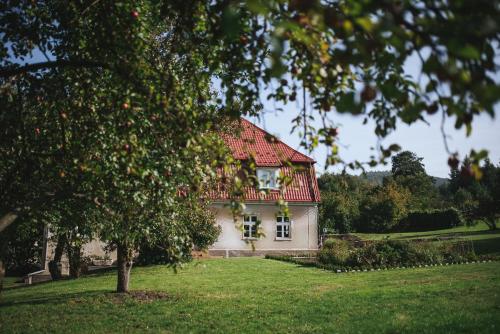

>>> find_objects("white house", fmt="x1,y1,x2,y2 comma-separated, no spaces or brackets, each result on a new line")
42,118,320,274
207,118,320,257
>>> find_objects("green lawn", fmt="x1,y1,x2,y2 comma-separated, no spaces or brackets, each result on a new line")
1,258,499,333
353,222,500,256
1,277,23,290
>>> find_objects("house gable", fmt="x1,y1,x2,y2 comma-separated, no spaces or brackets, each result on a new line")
210,118,321,203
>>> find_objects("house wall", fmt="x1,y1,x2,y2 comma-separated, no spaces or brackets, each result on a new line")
42,203,318,270
208,202,318,257
44,234,117,275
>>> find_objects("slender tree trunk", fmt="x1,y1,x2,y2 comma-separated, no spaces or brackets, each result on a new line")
49,234,66,280
67,244,82,278
116,243,133,293
0,212,18,234
0,259,5,293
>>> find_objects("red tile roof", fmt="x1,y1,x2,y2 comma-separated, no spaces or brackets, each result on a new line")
210,119,320,203
222,118,315,166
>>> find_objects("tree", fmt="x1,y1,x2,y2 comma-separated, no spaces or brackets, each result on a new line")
136,200,220,265
446,158,500,229
45,199,98,279
1,1,499,291
474,160,500,230
357,179,411,232
391,151,439,209
0,216,44,276
318,173,373,233
391,151,426,178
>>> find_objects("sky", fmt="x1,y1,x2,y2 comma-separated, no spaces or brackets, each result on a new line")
247,52,500,179
246,108,500,179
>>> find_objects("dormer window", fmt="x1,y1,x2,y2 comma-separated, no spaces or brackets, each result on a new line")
257,168,279,189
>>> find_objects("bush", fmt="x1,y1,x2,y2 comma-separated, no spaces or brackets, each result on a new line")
319,192,358,234
136,202,220,266
395,208,465,232
356,179,410,233
318,239,351,265
0,218,44,276
318,239,476,269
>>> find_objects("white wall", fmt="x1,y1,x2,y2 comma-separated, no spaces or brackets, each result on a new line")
209,203,318,251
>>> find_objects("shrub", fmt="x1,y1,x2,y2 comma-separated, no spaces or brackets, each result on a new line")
318,239,476,269
440,240,477,263
395,208,465,232
356,179,410,233
318,239,351,265
0,218,44,276
319,192,357,234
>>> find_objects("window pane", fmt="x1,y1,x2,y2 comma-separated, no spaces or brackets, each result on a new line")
244,215,249,222
258,169,278,188
244,225,250,238
251,225,257,237
284,225,290,238
251,215,257,222
284,216,290,222
276,225,282,238
276,216,282,223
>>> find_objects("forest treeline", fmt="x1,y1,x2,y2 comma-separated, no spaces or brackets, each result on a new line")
319,151,500,233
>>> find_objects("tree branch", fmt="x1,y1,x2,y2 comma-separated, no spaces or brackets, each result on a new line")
0,212,18,233
0,60,105,78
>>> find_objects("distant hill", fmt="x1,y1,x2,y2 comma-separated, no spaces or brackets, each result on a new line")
361,171,449,187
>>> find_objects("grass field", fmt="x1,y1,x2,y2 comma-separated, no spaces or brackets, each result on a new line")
1,258,499,333
353,221,500,256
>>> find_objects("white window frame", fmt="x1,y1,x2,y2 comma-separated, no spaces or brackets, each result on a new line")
242,214,258,240
257,168,280,190
276,215,291,240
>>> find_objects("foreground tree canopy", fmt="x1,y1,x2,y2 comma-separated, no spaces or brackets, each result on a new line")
1,0,499,291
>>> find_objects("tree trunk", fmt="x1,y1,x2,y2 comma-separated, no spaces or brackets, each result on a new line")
0,212,18,234
49,234,66,280
0,259,5,294
67,244,82,278
116,243,133,293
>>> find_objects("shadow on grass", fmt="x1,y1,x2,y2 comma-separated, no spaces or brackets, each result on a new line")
0,289,110,308
2,266,117,292
472,238,500,256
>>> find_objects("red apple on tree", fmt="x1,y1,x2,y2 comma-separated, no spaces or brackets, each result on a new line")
448,155,459,169
361,85,377,102
328,127,339,137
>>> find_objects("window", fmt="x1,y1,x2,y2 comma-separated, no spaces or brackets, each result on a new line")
276,215,291,239
257,168,279,189
243,214,258,239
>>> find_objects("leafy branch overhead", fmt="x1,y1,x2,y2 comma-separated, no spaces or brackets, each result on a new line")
1,0,499,292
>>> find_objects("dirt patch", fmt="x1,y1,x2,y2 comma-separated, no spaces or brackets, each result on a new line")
107,290,173,303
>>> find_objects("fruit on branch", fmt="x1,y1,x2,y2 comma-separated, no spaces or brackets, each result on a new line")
448,155,459,169
361,86,377,102
426,102,439,115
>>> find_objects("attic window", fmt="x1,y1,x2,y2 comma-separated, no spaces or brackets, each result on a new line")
257,168,279,189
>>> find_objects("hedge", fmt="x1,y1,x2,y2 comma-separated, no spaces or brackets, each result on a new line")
394,207,464,232
317,239,476,270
